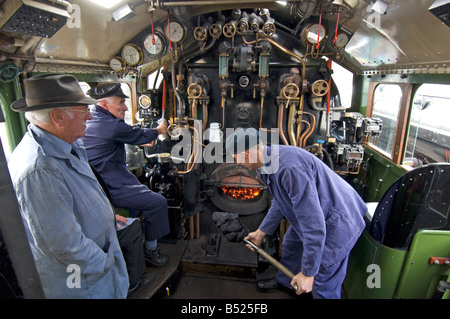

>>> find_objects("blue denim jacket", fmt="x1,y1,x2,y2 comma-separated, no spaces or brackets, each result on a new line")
258,145,367,277
8,124,129,298
81,105,158,200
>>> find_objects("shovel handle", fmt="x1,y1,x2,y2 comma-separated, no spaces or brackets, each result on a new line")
244,239,298,292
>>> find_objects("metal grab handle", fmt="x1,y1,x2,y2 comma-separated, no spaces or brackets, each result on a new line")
244,239,298,291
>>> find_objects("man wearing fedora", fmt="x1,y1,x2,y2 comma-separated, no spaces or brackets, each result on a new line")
225,128,367,299
7,73,129,298
81,83,170,267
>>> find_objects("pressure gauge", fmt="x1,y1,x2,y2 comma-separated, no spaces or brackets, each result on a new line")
139,94,151,109
333,32,349,49
121,43,143,66
109,56,126,72
302,23,326,45
143,32,166,58
164,20,185,43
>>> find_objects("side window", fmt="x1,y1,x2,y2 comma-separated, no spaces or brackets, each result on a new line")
404,84,450,165
331,62,354,108
369,84,403,158
121,83,133,125
147,67,164,90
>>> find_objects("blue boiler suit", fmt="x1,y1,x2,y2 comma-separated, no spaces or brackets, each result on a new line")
82,105,169,242
258,145,366,299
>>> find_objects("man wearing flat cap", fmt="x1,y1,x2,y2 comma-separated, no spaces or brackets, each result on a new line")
82,83,170,267
225,128,367,299
7,73,129,298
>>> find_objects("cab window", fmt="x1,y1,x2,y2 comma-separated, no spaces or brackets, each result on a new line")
404,84,450,165
369,84,403,158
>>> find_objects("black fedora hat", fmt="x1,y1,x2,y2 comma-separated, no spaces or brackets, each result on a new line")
86,83,129,99
11,73,98,112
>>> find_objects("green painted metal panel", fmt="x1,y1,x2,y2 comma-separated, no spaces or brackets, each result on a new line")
344,230,407,299
395,230,450,299
0,79,27,151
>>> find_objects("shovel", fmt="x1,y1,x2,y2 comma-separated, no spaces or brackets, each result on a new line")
244,239,298,292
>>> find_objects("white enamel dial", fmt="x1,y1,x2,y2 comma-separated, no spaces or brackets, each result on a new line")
109,57,125,72
143,32,165,57
121,44,143,66
164,20,185,43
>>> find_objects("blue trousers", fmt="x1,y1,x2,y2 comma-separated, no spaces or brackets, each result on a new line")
276,227,349,299
112,190,170,242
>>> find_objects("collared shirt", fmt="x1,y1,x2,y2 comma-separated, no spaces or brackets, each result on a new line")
258,145,367,277
81,105,158,200
8,124,129,298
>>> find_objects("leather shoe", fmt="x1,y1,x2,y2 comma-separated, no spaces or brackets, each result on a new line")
127,271,155,298
144,246,169,267
256,278,278,292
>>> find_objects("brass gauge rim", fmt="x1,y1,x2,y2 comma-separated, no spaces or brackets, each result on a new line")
302,23,327,45
121,43,144,66
139,94,152,109
109,56,126,72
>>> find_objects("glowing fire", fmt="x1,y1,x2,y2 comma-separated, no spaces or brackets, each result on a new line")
220,186,262,200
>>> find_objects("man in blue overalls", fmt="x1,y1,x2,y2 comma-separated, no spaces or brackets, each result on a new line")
82,83,170,267
225,128,367,299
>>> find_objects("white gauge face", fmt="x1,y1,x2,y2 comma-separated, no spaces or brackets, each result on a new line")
109,57,125,72
333,33,349,49
139,95,151,109
143,33,165,57
164,21,184,43
121,44,142,66
305,24,326,44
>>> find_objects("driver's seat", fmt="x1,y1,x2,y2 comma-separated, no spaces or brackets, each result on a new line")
343,163,450,299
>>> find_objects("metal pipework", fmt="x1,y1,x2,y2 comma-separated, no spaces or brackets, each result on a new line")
244,239,298,291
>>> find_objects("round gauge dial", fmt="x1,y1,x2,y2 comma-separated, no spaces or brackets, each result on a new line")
304,24,326,44
143,32,166,57
164,20,185,43
109,56,125,72
333,32,349,49
121,43,143,66
139,94,151,109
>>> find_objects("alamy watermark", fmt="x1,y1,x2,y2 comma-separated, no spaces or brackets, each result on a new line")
366,264,381,289
365,4,384,29
66,264,81,288
66,4,81,29
168,120,280,171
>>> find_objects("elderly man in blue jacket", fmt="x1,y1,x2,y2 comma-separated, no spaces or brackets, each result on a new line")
226,128,367,299
8,74,129,298
81,83,170,267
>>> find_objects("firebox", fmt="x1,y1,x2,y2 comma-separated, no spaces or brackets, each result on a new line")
208,163,270,215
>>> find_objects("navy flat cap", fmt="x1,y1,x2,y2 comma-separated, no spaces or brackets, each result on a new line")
86,83,129,99
225,127,260,154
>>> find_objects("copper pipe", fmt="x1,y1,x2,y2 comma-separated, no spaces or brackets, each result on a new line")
287,101,297,146
189,216,195,239
278,103,289,145
300,112,316,148
298,120,310,148
259,96,264,128
202,102,208,133
194,213,200,239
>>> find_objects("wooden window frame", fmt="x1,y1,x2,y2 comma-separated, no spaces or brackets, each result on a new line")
366,81,413,165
